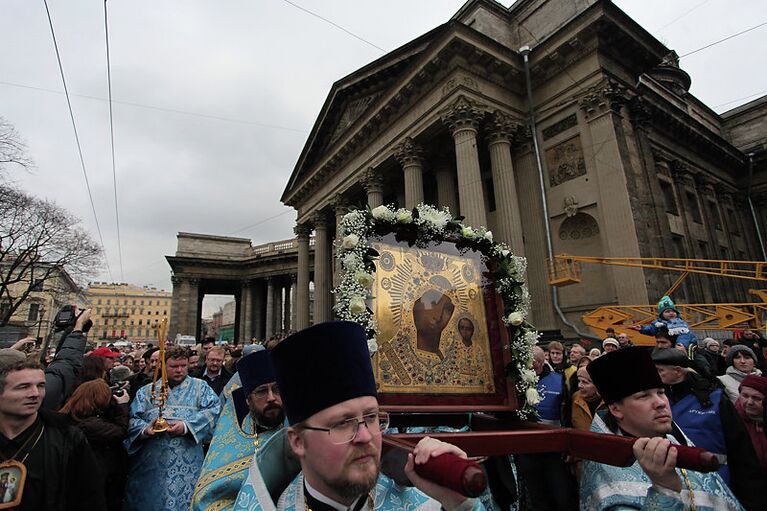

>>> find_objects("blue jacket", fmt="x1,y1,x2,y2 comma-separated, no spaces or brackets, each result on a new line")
536,366,565,425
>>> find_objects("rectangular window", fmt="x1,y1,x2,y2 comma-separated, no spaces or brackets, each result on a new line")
672,235,686,259
27,303,40,322
708,201,722,230
97,299,102,305
728,209,741,235
659,180,678,215
107,299,111,305
686,192,702,223
132,299,136,305
697,240,709,259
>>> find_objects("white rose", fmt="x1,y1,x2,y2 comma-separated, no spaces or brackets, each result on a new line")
341,234,359,250
484,230,493,242
461,226,476,239
349,296,367,314
367,338,378,353
396,210,412,223
371,205,393,221
342,254,361,271
420,208,449,230
506,311,524,326
525,387,542,406
355,271,375,288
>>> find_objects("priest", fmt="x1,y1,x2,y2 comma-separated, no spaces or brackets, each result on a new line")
192,349,289,511
233,321,484,511
123,346,221,511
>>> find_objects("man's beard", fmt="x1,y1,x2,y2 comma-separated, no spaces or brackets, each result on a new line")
318,448,380,502
253,404,285,429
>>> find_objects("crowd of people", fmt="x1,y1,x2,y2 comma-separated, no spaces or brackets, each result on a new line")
0,300,765,510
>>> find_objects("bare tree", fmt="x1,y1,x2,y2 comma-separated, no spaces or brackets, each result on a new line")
0,116,34,176
0,183,102,326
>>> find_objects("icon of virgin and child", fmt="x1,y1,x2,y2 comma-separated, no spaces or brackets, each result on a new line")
373,245,496,395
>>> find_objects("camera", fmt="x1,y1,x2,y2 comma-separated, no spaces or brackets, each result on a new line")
110,383,127,397
53,305,92,333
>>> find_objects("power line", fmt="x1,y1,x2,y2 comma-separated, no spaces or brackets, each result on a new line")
104,0,124,281
0,81,309,133
680,20,767,58
227,209,294,235
656,0,712,31
42,0,113,281
714,89,767,110
279,0,387,53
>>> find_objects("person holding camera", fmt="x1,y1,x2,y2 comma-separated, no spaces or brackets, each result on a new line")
60,379,130,511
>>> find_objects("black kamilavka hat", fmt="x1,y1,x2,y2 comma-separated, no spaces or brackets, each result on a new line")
587,347,664,404
236,350,277,396
269,321,377,425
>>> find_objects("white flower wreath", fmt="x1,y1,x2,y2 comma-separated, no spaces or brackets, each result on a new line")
333,203,540,418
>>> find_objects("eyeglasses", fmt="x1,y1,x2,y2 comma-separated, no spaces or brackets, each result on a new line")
252,383,280,400
302,412,390,444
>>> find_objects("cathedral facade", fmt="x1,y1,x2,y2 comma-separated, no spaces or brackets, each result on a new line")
168,0,767,341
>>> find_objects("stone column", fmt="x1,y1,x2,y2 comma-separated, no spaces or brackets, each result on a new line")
252,279,265,340
240,280,252,343
333,196,350,288
274,280,284,333
265,277,275,339
290,273,297,331
363,168,385,208
283,278,292,332
394,137,425,209
295,224,311,330
486,110,525,255
433,155,458,215
313,212,332,323
442,96,487,228
513,136,557,330
169,276,183,339
579,81,649,306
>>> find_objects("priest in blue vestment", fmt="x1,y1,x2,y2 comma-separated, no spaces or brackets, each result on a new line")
192,349,289,511
233,321,485,511
123,345,221,511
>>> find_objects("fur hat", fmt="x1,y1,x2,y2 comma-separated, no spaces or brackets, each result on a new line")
651,347,690,368
602,338,619,349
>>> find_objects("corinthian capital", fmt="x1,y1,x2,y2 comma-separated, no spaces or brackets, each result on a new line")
485,110,520,144
441,96,485,135
578,79,630,120
362,167,384,193
393,137,424,167
294,223,312,239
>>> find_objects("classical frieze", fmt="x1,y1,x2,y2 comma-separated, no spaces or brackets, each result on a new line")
542,114,577,141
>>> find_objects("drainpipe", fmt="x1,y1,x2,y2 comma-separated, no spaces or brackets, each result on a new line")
747,153,767,260
519,45,598,341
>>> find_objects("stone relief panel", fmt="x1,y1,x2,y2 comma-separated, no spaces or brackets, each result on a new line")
328,91,383,146
545,135,587,187
558,212,600,241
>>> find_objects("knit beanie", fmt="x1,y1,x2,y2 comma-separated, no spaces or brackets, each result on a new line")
727,345,757,367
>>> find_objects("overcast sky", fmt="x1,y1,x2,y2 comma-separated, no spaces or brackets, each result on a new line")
2,0,766,316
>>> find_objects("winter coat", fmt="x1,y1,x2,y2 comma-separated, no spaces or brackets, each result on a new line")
735,400,767,472
666,373,767,510
719,366,764,403
75,402,130,511
2,409,106,511
42,331,87,410
570,391,604,432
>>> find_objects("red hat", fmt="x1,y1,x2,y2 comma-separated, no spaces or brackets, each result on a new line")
740,374,767,396
89,347,120,358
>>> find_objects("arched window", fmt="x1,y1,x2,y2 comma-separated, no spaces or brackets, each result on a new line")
558,213,600,241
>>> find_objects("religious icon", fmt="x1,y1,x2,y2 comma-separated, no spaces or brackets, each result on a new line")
373,241,495,395
0,461,25,508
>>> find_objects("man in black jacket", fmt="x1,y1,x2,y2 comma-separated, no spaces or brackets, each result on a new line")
191,346,232,395
12,308,93,410
0,354,104,510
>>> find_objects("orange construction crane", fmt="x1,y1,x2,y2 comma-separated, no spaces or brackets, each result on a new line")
546,255,767,343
